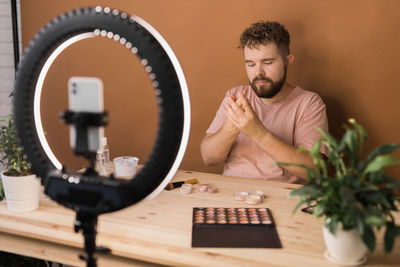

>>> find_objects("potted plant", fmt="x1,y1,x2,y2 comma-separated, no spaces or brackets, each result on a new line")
0,115,40,212
280,118,400,265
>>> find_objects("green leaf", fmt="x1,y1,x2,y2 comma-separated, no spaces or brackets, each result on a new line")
355,211,364,235
363,155,400,175
340,186,356,203
325,216,339,235
297,146,312,154
366,143,400,164
0,180,4,199
313,202,326,217
289,185,321,198
385,180,400,191
277,162,314,173
291,199,307,214
277,161,320,182
316,127,338,148
351,119,367,142
384,221,395,254
0,115,32,176
335,130,351,153
360,191,391,209
347,119,366,156
343,125,357,154
365,215,385,227
362,226,376,252
311,140,321,158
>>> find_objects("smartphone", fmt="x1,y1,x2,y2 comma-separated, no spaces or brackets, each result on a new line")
301,205,315,214
68,77,104,153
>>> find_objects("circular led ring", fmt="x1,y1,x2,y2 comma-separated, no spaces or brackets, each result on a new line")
13,7,190,207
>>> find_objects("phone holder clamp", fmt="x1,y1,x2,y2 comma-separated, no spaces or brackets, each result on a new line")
60,110,108,158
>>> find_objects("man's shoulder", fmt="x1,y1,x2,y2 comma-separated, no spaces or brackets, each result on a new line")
292,86,321,98
291,86,324,105
226,85,249,94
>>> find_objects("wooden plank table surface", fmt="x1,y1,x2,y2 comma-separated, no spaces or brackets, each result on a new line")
0,169,399,266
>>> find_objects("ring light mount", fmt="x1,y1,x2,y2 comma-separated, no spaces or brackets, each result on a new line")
13,6,190,267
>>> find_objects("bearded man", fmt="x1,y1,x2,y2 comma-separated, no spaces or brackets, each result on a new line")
200,21,328,184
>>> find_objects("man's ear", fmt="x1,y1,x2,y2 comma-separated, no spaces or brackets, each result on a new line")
286,54,294,66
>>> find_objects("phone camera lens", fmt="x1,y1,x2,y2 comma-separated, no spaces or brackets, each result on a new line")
71,83,77,94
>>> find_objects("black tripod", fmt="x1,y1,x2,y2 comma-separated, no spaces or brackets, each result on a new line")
74,210,111,267
60,110,111,267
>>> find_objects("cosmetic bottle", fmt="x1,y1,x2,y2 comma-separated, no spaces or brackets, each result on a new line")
96,147,106,175
101,137,111,174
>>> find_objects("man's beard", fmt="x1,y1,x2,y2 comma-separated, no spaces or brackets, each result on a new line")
250,66,287,98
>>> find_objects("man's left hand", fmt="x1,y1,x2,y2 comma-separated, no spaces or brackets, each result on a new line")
225,90,267,140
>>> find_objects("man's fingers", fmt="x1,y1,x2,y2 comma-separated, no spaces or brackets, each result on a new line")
225,96,243,112
225,101,244,126
238,93,252,112
231,93,243,108
230,101,245,114
226,108,239,125
223,101,231,111
229,94,237,102
224,97,235,111
224,102,237,116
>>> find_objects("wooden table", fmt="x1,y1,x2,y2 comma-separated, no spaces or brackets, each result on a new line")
0,170,399,266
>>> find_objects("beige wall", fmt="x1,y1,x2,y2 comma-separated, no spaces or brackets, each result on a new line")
21,0,400,178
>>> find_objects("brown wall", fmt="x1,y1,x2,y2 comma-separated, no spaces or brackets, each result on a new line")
21,0,400,177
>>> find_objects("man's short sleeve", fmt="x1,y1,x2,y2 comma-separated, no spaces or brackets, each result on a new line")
294,95,329,157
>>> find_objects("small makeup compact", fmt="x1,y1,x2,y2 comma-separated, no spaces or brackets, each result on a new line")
191,207,282,248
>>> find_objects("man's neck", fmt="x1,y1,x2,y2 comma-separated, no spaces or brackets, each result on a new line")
260,82,295,104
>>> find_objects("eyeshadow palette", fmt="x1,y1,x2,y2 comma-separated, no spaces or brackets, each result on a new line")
191,207,282,248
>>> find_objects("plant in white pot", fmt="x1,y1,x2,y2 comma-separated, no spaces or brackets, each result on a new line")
0,115,40,212
280,119,400,265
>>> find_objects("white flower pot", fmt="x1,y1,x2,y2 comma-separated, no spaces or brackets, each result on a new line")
1,170,40,213
323,223,368,265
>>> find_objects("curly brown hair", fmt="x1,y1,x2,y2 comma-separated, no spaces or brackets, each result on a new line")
239,21,290,58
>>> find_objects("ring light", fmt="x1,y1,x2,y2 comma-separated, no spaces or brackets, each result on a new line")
13,6,190,266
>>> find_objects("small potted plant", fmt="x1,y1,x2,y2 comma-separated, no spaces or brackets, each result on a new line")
280,118,400,265
0,115,40,212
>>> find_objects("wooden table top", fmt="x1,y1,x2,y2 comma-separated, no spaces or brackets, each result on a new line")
0,169,399,266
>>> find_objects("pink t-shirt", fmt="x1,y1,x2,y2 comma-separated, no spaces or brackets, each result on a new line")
206,85,329,184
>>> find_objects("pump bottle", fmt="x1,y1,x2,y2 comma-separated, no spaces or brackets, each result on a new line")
101,137,111,174
96,137,110,175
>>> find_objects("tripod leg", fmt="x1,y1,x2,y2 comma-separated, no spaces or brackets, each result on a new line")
75,212,98,267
